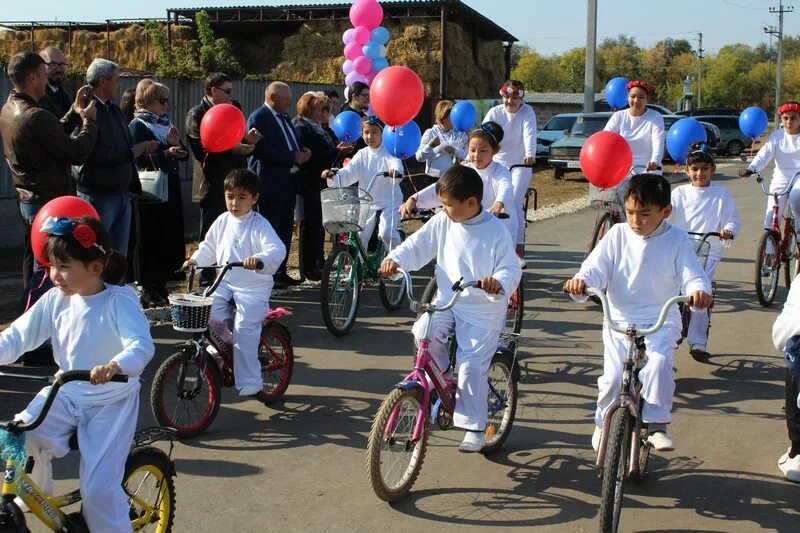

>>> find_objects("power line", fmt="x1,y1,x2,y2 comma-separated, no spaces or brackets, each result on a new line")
722,0,766,10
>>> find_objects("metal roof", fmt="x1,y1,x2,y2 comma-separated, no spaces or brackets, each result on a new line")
524,93,604,105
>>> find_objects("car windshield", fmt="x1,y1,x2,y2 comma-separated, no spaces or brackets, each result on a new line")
664,117,679,129
543,116,576,131
570,116,609,137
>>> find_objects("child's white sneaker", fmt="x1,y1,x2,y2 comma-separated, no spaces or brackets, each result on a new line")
689,344,709,359
592,425,602,452
458,430,486,453
778,447,800,483
647,430,675,451
517,257,528,269
237,384,262,397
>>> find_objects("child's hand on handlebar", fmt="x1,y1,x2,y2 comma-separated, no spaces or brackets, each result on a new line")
243,256,262,270
89,361,121,385
563,278,586,295
379,259,399,277
738,168,753,177
399,197,417,218
488,201,505,217
480,276,503,295
688,290,713,309
523,156,536,166
321,169,334,179
182,258,197,269
720,229,735,240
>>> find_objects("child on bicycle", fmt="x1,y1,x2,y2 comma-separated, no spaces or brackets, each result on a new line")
415,99,468,184
185,169,286,397
379,165,521,453
670,142,740,358
740,101,800,232
564,174,712,453
321,115,404,250
0,216,154,532
400,121,517,239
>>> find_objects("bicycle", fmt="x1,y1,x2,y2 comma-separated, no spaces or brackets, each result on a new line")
319,170,408,337
149,262,294,438
587,165,652,253
0,370,176,532
678,231,723,358
577,287,688,533
366,268,519,502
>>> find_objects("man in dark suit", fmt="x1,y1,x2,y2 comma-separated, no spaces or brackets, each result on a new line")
38,46,72,118
248,81,311,286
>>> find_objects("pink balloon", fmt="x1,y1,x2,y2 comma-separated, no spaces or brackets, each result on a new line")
342,59,354,75
342,28,355,45
353,55,372,76
345,71,367,87
344,42,362,61
353,26,371,46
350,0,383,30
364,72,376,85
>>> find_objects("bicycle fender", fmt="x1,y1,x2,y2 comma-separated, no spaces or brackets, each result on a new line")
395,380,423,391
127,446,177,477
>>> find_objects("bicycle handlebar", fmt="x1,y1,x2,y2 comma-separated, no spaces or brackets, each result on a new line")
186,261,264,296
392,267,505,314
583,287,688,337
687,231,724,242
508,164,535,171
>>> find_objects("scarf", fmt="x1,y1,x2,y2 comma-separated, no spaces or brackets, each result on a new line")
301,116,333,145
133,109,173,145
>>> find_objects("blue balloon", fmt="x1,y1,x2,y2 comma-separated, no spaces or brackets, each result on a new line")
332,111,363,143
371,56,389,73
605,76,629,109
362,42,382,59
383,121,422,160
371,26,390,45
666,118,707,164
740,106,768,139
450,101,477,132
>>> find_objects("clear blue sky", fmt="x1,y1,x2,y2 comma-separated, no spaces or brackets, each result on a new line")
1,0,797,56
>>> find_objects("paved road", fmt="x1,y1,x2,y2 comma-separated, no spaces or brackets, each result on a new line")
3,166,797,532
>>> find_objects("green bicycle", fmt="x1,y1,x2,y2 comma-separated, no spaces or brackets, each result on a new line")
319,170,408,337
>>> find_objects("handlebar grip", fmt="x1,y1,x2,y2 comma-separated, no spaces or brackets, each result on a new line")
58,371,129,383
496,213,510,219
256,260,264,270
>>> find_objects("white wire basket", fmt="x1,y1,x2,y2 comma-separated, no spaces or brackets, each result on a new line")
689,237,712,269
588,184,622,211
320,186,372,233
168,293,214,333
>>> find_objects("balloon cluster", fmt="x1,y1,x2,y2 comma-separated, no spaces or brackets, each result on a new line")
342,0,390,87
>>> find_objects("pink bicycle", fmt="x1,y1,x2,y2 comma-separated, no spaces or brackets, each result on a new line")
366,268,519,502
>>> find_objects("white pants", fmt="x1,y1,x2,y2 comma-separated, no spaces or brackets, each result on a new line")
763,181,800,230
359,205,401,252
596,323,681,427
412,310,500,430
210,282,269,390
510,166,529,244
18,390,138,532
687,255,719,347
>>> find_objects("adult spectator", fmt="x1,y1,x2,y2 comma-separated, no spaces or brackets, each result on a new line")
248,81,311,286
324,89,340,129
293,92,351,280
129,79,189,303
119,87,137,125
76,58,159,254
0,51,96,287
38,46,72,118
339,81,370,152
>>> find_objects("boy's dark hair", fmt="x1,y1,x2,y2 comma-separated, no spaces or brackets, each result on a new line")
436,165,484,203
224,168,260,196
8,52,44,86
469,121,504,151
624,173,671,209
361,114,385,129
325,89,339,99
204,72,232,96
45,216,126,283
685,141,715,166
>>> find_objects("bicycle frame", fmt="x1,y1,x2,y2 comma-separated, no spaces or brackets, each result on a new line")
754,170,800,262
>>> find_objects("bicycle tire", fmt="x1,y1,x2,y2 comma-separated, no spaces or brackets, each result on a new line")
366,387,429,502
598,408,630,533
256,322,294,405
0,498,27,533
755,231,781,307
631,399,651,484
416,276,438,319
506,283,524,335
783,235,799,289
482,351,518,455
589,212,616,253
320,243,362,337
124,447,176,533
150,350,223,438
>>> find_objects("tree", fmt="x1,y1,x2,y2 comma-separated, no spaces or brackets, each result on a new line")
559,47,586,93
512,49,565,92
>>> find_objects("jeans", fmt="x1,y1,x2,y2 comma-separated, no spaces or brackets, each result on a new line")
77,193,131,254
19,202,43,288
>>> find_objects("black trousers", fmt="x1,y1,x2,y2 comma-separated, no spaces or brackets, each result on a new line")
787,368,800,455
198,191,227,285
260,186,296,277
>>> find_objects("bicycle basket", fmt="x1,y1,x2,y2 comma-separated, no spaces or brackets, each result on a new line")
320,186,372,233
168,293,213,332
588,184,622,212
690,237,711,269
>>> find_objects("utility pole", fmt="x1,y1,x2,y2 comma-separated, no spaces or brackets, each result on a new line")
771,1,794,126
765,25,778,108
696,33,704,109
584,0,598,113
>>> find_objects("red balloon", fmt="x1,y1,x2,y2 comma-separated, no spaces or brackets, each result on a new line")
579,131,632,189
200,103,246,153
342,157,352,167
31,196,100,267
370,66,425,127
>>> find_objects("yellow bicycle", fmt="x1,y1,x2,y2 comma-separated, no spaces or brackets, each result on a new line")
0,370,176,532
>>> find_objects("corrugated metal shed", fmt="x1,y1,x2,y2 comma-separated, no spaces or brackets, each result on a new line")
524,93,604,105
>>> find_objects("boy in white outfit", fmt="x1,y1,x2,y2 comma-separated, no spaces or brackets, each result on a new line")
322,115,404,250
565,174,712,452
670,143,740,358
772,278,800,483
186,169,286,397
380,165,521,453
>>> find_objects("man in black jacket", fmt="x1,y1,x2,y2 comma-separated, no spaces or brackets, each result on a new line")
38,46,72,118
75,58,158,255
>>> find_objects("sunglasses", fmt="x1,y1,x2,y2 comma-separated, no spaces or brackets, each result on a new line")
214,87,233,95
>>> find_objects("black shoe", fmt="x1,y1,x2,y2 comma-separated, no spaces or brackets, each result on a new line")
274,273,302,286
304,268,322,282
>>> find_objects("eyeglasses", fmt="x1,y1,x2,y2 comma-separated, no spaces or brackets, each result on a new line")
356,92,369,99
46,62,68,68
214,87,233,95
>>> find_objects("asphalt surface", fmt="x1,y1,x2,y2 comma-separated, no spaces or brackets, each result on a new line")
2,165,797,532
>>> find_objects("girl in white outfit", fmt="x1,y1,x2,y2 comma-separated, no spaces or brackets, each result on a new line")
483,80,537,261
323,115,404,250
0,216,155,532
416,100,467,183
741,102,800,232
401,121,517,239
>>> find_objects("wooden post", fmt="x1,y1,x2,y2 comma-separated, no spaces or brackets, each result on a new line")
67,22,72,57
106,20,111,60
30,23,34,51
439,3,447,99
504,43,512,81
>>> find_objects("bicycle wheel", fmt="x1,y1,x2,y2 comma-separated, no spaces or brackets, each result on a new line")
416,276,438,319
784,235,799,289
124,447,176,533
505,283,525,335
589,212,616,252
256,322,294,404
321,243,362,336
755,231,781,307
482,351,518,455
0,498,26,532
150,350,222,438
598,408,631,533
366,387,429,502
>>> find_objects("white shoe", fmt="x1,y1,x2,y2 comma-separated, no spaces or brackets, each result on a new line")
237,384,263,397
592,425,602,452
517,257,528,269
778,447,800,483
647,430,675,451
458,431,486,453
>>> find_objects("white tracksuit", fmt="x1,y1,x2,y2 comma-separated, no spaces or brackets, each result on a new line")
415,125,468,178
570,222,710,426
484,104,537,244
328,144,404,250
387,210,521,430
747,128,800,229
191,210,286,391
0,284,154,532
670,183,741,347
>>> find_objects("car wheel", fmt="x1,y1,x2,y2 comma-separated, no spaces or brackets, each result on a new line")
727,140,745,156
553,166,565,180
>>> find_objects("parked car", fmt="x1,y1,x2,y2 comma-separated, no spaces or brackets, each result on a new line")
548,112,612,179
675,107,740,117
690,115,752,156
594,101,674,115
662,115,721,160
536,113,580,162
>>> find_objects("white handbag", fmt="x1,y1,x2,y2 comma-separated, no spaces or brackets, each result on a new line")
138,156,169,203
